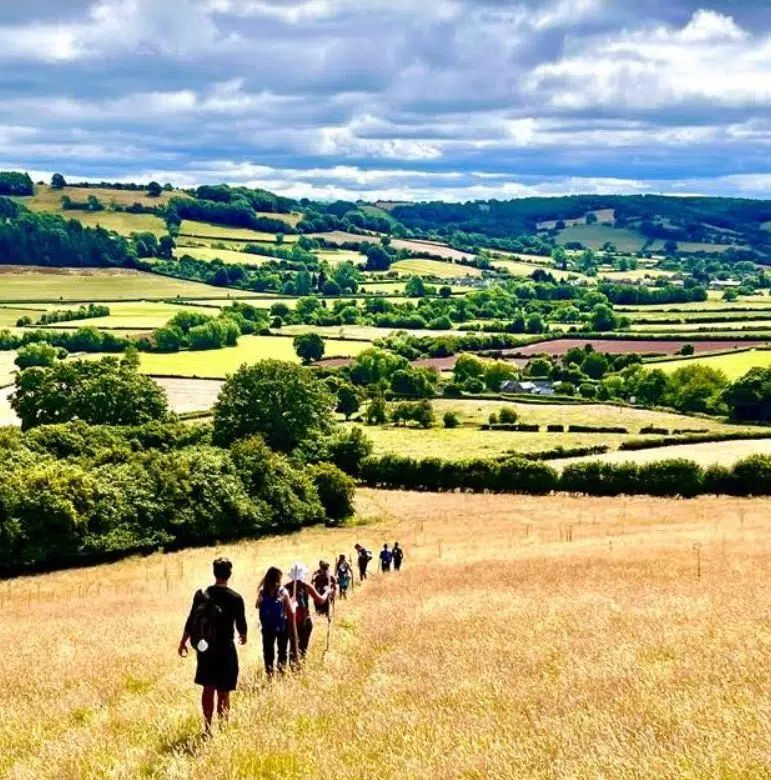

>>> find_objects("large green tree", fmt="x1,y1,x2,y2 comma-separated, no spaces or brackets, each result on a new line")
293,332,326,364
212,360,335,450
11,357,168,430
722,367,771,422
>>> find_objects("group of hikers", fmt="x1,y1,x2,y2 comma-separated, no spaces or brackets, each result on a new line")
178,542,405,732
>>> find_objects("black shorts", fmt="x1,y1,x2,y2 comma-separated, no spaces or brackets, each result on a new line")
194,641,239,691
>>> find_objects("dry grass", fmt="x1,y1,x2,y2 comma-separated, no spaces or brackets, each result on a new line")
1,489,769,778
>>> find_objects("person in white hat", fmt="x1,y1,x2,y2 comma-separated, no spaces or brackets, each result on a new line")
282,562,328,667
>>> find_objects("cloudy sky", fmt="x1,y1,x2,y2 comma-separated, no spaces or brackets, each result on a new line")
1,0,771,202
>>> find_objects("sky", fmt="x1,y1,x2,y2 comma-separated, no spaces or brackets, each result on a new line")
1,0,771,202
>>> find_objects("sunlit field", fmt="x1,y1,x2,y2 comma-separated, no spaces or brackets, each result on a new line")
653,348,771,379
0,268,230,302
390,258,480,278
137,335,367,377
179,221,299,243
2,489,769,778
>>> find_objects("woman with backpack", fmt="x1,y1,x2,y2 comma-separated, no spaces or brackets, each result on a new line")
335,554,353,599
256,566,294,678
282,562,328,668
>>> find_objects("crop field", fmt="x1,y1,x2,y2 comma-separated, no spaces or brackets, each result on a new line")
314,249,367,265
39,301,220,332
649,240,741,253
599,268,678,281
2,489,768,778
357,281,407,294
354,399,754,460
653,348,771,379
61,210,168,236
618,298,771,313
556,224,647,252
307,231,472,262
0,267,229,302
255,211,303,226
552,437,771,469
506,338,768,357
152,377,223,414
0,306,47,327
179,221,298,243
390,258,480,278
138,335,370,377
16,184,182,211
490,258,578,280
175,247,273,265
279,324,463,340
630,320,771,333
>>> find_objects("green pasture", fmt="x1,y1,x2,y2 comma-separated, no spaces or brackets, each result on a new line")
391,258,480,278
175,246,278,265
652,349,771,380
556,224,647,252
314,249,367,266
0,268,229,302
630,320,771,333
179,221,299,243
137,335,368,377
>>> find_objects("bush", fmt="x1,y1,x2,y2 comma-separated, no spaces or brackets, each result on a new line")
463,377,485,394
497,407,519,424
637,459,704,497
639,426,669,435
326,426,373,476
488,412,498,425
546,424,564,432
310,463,355,522
443,411,460,428
442,383,463,397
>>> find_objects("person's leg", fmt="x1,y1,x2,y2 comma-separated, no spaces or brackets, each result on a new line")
201,686,215,732
277,627,289,673
262,628,276,677
299,619,313,658
216,690,230,721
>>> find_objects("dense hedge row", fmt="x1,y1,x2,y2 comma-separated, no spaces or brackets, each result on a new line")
519,445,609,461
481,423,540,432
360,453,771,497
567,424,628,434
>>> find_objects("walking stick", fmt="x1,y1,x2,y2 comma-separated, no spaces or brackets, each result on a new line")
291,577,300,667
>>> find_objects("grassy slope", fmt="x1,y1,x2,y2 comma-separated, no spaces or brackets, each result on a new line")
138,335,369,377
0,268,231,302
2,490,769,777
390,258,480,278
653,349,771,379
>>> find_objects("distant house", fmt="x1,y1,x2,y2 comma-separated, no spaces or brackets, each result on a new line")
500,379,555,396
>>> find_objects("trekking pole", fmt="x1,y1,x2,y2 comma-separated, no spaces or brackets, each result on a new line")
291,578,300,667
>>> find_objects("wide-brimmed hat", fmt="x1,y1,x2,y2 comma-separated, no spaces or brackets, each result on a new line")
289,562,309,581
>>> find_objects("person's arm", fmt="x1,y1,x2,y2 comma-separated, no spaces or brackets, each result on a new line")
236,595,248,645
178,590,200,656
281,590,295,619
305,582,328,605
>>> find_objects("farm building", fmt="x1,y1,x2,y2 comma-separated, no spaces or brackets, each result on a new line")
500,379,556,396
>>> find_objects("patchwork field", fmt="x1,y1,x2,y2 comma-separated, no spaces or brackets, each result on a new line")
175,247,274,265
2,489,768,777
652,348,771,379
556,224,647,252
179,221,299,243
16,184,182,211
138,335,370,377
354,398,756,460
506,338,768,357
390,258,480,278
552,438,771,469
0,267,229,302
38,301,220,332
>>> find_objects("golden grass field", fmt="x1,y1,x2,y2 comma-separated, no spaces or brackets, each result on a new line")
2,489,769,778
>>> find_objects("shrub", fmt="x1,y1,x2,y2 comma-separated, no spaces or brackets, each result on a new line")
326,426,373,476
637,459,704,497
463,377,485,394
640,426,669,435
310,463,355,522
443,411,460,428
546,424,564,432
488,412,498,425
442,383,463,397
498,407,519,424
567,424,628,434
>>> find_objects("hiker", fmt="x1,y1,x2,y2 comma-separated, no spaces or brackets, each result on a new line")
335,554,353,599
354,543,372,581
379,543,393,573
178,558,247,734
256,566,294,678
311,560,336,618
282,563,328,667
392,542,404,572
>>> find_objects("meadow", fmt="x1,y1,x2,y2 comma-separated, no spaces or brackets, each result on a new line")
137,335,368,377
39,302,222,332
389,258,480,278
0,268,230,303
1,489,769,778
556,223,647,252
175,247,274,266
179,222,299,243
653,348,771,380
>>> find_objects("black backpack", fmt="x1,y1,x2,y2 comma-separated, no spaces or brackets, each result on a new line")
189,588,222,650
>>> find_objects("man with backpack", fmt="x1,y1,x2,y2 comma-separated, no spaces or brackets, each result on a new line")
392,542,404,572
354,543,372,581
379,543,393,573
178,558,247,734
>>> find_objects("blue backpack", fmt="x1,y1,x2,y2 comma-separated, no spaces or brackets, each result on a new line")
259,589,287,633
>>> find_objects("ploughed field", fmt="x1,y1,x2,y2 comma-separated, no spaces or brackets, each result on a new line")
2,489,769,778
505,337,770,357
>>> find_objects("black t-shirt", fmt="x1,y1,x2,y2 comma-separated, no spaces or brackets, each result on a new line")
185,585,247,644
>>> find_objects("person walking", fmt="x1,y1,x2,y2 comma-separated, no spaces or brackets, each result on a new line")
335,554,353,599
311,561,335,618
392,542,404,572
379,543,393,573
256,566,293,678
178,558,247,735
354,544,372,582
282,562,328,668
